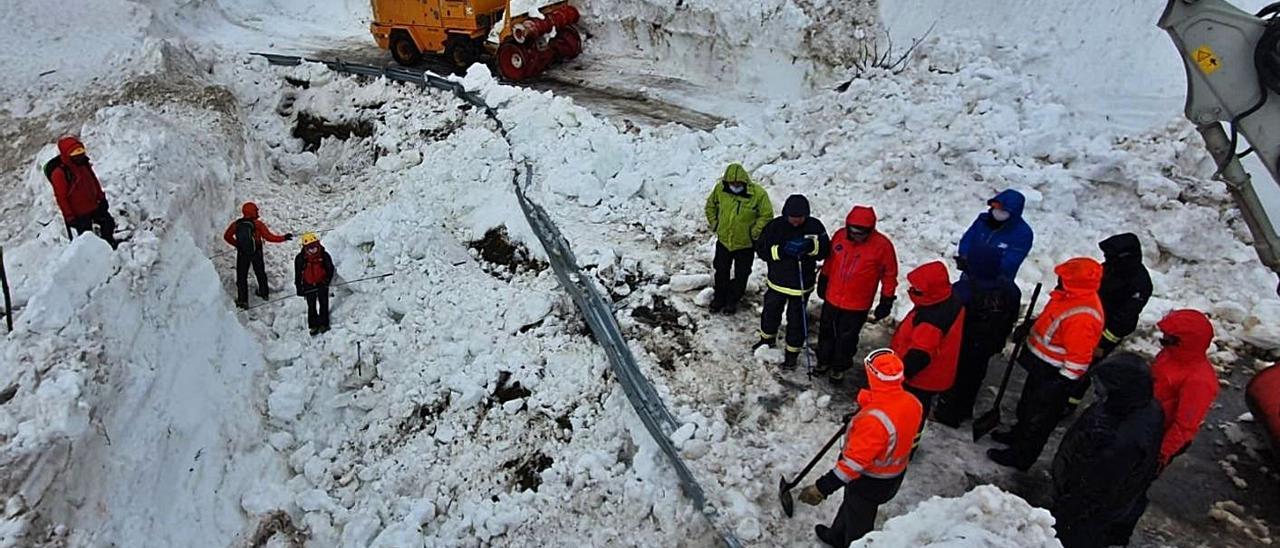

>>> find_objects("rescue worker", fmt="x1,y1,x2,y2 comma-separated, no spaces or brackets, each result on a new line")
294,232,336,335
754,195,831,368
1050,352,1164,548
956,189,1033,281
1062,233,1153,418
797,349,923,547
933,244,1022,427
46,136,118,248
224,201,293,308
889,261,965,447
990,257,1104,471
704,163,773,314
815,205,898,383
1107,309,1219,545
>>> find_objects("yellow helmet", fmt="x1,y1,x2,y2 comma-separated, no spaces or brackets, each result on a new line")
300,232,319,246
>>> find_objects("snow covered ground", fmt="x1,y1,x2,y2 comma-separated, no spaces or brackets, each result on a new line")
1,0,1279,546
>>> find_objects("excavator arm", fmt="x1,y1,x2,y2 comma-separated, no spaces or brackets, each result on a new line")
1161,0,1280,289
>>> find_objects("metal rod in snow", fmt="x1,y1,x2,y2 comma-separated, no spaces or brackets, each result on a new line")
242,273,394,310
0,247,11,332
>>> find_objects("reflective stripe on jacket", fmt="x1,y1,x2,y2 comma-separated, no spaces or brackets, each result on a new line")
832,396,921,481
1026,258,1105,380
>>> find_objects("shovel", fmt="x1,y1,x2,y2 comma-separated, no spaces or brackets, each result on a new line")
972,282,1042,442
779,412,854,517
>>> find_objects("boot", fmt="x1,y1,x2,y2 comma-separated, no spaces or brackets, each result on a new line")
256,288,270,300
813,362,831,376
814,524,838,547
990,429,1018,446
709,296,725,313
752,337,776,351
722,300,738,315
235,299,248,309
782,350,799,369
828,368,846,383
987,447,1033,472
310,327,320,336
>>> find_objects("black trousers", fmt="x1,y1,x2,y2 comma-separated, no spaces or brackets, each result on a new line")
1106,447,1187,546
760,288,809,351
1064,344,1116,413
817,303,869,373
712,242,753,305
828,474,904,547
1008,355,1078,466
236,251,269,303
67,202,117,248
305,290,330,329
936,343,1000,422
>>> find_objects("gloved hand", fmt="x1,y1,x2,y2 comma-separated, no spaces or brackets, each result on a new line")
1012,320,1034,342
798,485,826,506
872,297,895,321
782,238,808,258
817,275,829,300
285,233,295,240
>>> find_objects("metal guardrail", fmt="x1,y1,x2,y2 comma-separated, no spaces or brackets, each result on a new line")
251,53,742,547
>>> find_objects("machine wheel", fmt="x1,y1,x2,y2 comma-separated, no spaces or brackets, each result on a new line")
552,26,583,60
497,41,531,82
445,36,481,72
390,32,423,66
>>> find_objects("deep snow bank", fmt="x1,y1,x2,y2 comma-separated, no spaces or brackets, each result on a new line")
852,485,1061,547
577,0,881,100
880,0,1275,132
0,50,285,546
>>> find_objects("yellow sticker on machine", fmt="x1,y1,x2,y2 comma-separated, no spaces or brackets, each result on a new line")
1193,45,1221,75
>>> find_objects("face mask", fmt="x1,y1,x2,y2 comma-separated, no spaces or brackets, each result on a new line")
991,208,1011,222
1159,335,1180,347
72,156,90,166
728,183,745,194
847,226,870,241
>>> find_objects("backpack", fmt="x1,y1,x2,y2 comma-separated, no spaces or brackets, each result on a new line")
302,252,328,286
43,156,74,186
234,218,258,255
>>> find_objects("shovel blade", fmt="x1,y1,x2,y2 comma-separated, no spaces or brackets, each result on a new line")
972,409,1001,442
779,475,795,518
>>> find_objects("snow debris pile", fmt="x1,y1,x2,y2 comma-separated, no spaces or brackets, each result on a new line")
853,485,1062,547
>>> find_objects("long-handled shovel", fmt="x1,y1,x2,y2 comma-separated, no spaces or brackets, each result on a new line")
972,282,1042,442
779,412,853,517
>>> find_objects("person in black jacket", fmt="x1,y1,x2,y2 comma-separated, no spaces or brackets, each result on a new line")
754,195,831,368
1062,233,1153,418
933,244,1021,427
1051,351,1164,548
295,232,336,336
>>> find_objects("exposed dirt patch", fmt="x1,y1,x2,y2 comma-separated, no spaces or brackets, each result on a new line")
631,295,696,371
493,371,532,404
398,393,452,435
292,112,374,153
247,510,306,548
468,227,547,280
503,452,554,492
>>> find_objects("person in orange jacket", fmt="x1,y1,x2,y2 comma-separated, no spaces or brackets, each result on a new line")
990,257,1104,471
797,349,923,547
889,261,965,450
45,136,118,248
815,205,898,383
1106,309,1219,544
224,201,293,308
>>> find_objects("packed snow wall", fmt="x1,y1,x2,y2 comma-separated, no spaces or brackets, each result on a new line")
879,0,1276,133
576,0,883,99
0,44,285,546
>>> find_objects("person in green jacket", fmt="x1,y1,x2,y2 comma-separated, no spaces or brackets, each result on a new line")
705,162,773,314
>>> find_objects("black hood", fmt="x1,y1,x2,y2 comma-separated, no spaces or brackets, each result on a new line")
782,194,810,217
1099,233,1142,260
1094,351,1154,414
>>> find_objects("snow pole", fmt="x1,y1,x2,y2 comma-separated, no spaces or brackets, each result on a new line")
797,260,812,377
243,273,395,311
0,246,11,333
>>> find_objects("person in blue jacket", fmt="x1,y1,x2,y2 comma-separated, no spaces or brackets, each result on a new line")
956,189,1034,281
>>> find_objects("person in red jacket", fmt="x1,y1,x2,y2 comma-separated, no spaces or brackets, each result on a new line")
797,349,923,547
1107,309,1219,544
224,201,293,308
47,136,118,248
816,205,898,383
890,261,965,444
